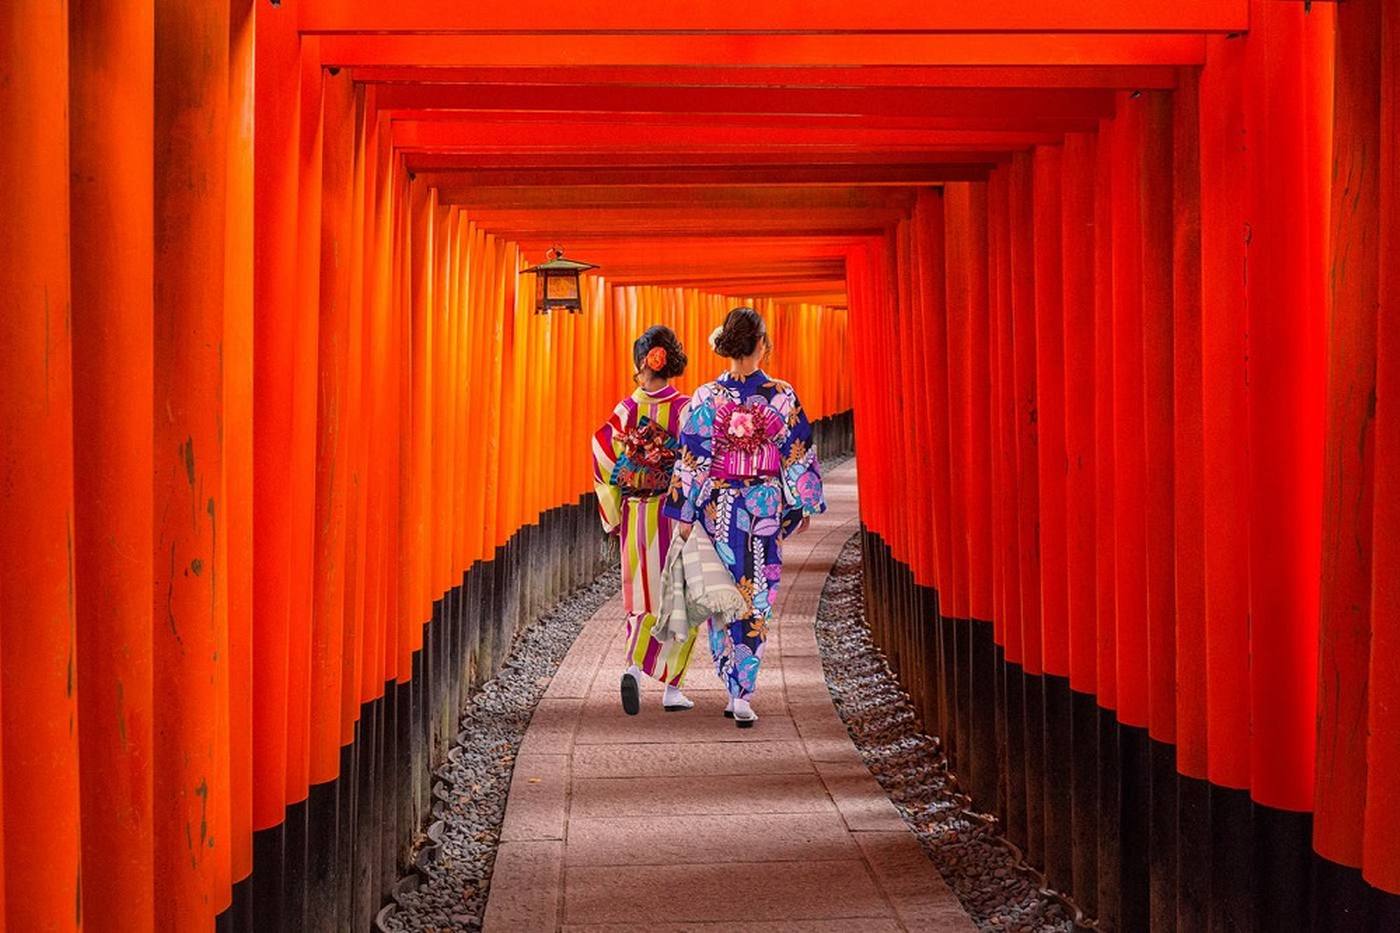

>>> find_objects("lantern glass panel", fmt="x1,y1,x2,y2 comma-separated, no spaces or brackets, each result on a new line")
547,273,580,301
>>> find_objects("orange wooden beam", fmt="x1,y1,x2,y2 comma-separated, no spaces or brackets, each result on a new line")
320,33,1207,69
415,164,990,187
300,0,1245,33
374,84,1116,122
429,186,917,210
391,118,1065,152
349,64,1180,90
406,149,1009,170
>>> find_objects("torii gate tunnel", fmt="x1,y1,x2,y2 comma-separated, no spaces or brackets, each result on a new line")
2,0,1399,930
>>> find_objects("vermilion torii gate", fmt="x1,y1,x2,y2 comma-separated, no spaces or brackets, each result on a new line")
1,1,1398,930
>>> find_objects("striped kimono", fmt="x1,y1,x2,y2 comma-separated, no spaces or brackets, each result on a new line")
592,384,701,686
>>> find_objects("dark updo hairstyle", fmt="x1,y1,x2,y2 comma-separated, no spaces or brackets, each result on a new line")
712,306,767,359
633,324,687,380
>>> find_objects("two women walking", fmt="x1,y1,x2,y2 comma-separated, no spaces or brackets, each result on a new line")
591,307,826,728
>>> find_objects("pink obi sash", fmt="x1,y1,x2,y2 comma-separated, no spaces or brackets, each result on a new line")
712,399,783,480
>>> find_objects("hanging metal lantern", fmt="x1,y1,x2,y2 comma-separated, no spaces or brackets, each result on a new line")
521,246,598,313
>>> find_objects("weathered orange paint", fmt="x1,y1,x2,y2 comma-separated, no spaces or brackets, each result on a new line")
0,3,83,928
225,0,257,884
68,0,157,925
152,0,230,923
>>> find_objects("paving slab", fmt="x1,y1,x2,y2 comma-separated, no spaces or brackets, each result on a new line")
569,773,837,819
563,860,893,925
499,754,569,843
572,740,814,779
815,757,909,833
564,922,904,933
855,832,980,932
484,461,975,931
517,698,583,757
481,841,563,931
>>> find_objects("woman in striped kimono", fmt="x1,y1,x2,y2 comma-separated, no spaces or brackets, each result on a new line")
592,325,701,715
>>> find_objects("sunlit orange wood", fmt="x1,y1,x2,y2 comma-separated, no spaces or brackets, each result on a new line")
0,3,83,928
251,0,299,830
68,0,157,925
310,66,355,784
225,0,258,885
152,0,230,922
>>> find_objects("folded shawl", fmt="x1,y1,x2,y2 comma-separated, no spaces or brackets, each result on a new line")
653,525,746,643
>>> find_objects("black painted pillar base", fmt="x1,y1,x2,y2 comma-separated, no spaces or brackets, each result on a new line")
994,644,1009,827
1004,660,1028,852
251,821,286,932
1209,784,1253,933
1253,803,1311,933
1097,707,1122,931
968,619,1000,810
1022,669,1046,868
1069,688,1099,916
220,876,254,933
953,616,973,786
305,778,340,932
1177,772,1211,932
1119,723,1151,933
1149,737,1179,933
1043,674,1074,895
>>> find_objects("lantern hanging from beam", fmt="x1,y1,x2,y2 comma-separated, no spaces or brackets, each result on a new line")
521,246,598,313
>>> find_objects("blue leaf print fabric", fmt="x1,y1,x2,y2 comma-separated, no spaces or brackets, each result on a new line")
664,369,826,699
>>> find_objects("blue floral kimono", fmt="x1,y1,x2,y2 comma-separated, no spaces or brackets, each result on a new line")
663,370,826,699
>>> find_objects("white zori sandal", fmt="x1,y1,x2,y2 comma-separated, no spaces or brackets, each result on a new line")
662,685,694,712
732,697,758,729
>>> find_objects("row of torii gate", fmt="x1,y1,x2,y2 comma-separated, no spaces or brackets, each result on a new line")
2,1,1399,931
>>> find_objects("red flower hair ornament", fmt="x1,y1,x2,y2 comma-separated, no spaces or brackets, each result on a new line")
644,346,668,371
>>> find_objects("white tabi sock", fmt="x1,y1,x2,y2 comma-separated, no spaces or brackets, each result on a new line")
662,685,693,709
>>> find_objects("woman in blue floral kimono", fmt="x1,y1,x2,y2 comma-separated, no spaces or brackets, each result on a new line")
664,307,826,727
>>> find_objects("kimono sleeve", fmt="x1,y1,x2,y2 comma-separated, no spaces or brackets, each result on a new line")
663,386,715,525
591,403,627,533
777,383,826,537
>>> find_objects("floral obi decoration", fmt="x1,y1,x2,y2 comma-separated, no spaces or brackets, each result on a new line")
712,399,783,480
612,416,679,496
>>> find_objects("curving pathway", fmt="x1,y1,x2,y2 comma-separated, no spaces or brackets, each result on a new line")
483,461,976,931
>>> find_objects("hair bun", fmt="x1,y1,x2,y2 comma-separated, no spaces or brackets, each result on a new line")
712,307,765,359
709,327,723,350
632,324,688,380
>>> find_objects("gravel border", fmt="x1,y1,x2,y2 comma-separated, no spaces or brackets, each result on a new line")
814,533,1076,933
382,567,621,933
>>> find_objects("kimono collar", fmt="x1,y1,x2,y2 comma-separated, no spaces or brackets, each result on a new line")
633,383,680,403
718,368,769,389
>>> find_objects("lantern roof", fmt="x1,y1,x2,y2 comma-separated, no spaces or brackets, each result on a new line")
521,249,598,276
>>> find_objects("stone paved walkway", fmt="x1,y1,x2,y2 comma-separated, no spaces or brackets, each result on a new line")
482,462,977,931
